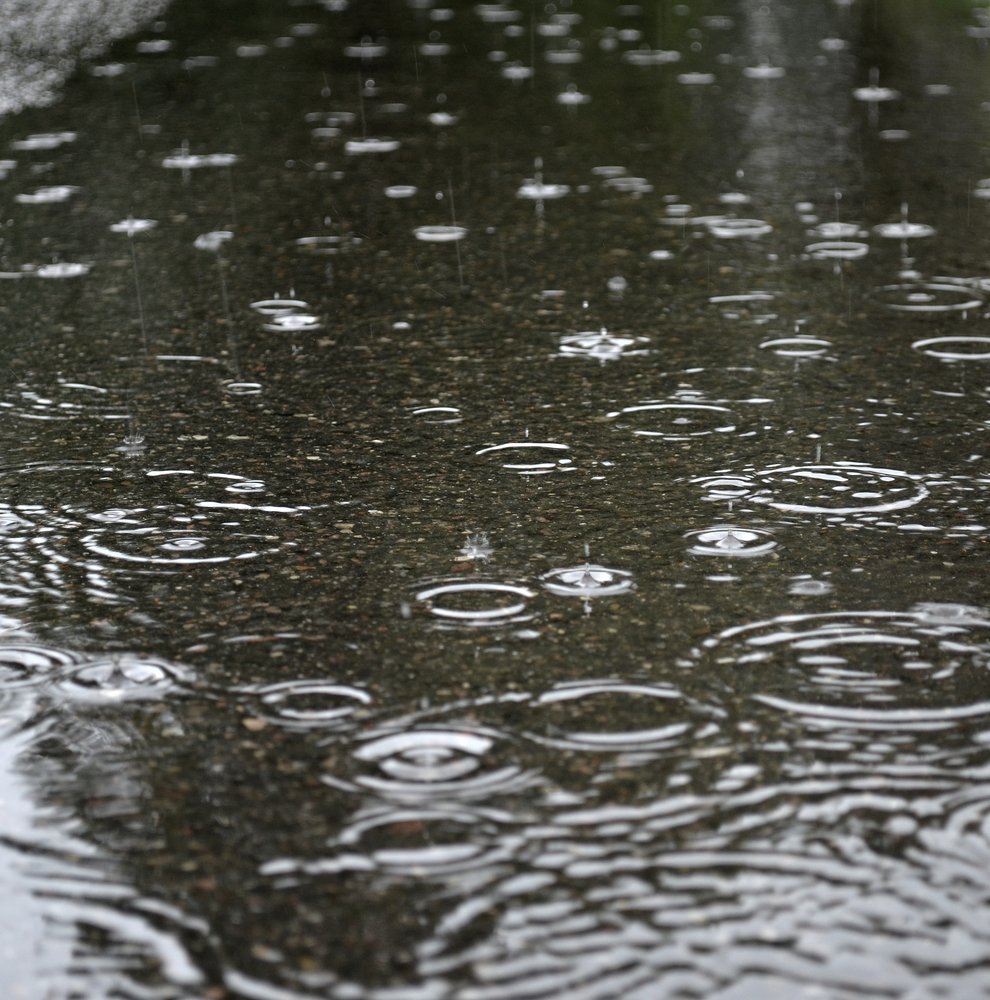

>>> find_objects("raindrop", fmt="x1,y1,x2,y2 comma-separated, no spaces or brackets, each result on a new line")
541,564,635,598
685,526,777,557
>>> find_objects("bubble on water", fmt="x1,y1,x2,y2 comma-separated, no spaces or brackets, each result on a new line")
806,240,869,259
194,231,233,252
912,336,990,360
556,330,650,363
475,441,573,475
880,283,981,313
686,526,777,557
385,185,417,198
11,133,76,151
249,679,372,731
607,276,628,293
15,185,79,204
693,463,929,514
35,262,89,278
706,218,773,238
759,337,832,357
743,62,785,79
412,579,537,629
700,609,990,722
414,225,467,242
344,137,400,154
541,564,634,599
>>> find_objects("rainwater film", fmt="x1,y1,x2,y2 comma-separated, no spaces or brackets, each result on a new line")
6,0,990,997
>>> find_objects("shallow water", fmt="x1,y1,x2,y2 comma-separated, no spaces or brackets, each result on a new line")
4,0,990,996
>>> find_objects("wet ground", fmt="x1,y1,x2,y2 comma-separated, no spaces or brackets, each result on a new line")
4,0,990,996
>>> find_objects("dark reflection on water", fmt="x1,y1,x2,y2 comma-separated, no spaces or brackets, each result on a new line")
5,0,990,996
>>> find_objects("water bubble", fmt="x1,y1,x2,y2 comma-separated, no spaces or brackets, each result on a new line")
541,564,634,599
413,580,536,628
413,225,467,242
686,526,777,557
607,275,628,293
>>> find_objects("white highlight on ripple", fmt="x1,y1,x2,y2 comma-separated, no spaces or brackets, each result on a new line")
414,581,536,628
706,218,773,238
475,442,572,476
913,337,990,360
557,330,650,363
694,463,929,515
881,283,982,313
806,240,869,259
759,337,832,357
251,679,372,731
